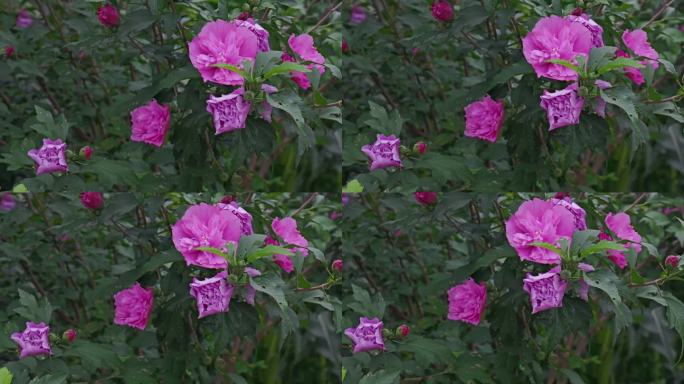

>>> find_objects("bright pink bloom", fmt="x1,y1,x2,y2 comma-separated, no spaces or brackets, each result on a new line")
566,13,603,48
5,45,14,58
189,271,234,318
464,95,505,142
206,88,250,135
81,146,92,160
431,0,453,22
523,267,567,314
505,198,576,264
332,259,343,272
272,217,309,256
28,138,68,175
540,83,584,131
549,196,587,230
288,34,325,64
606,212,642,253
234,18,270,52
414,192,438,206
1,193,16,212
273,253,294,273
11,322,50,358
130,99,170,147
188,20,258,86
361,134,402,171
398,324,410,337
615,49,645,85
350,5,366,25
16,10,32,29
665,255,680,268
216,201,253,235
598,231,627,269
622,29,659,69
113,283,153,330
447,278,487,325
414,141,427,154
97,4,120,28
577,262,594,301
522,16,592,81
344,317,385,353
80,192,104,210
63,328,77,343
172,203,243,269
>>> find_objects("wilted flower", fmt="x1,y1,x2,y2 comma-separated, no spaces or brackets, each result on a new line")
216,201,253,235
505,198,576,264
344,317,385,353
523,267,567,314
577,262,595,301
28,138,68,175
130,99,170,147
447,278,487,325
113,283,154,330
206,88,250,135
566,13,603,48
522,16,592,81
234,18,270,52
549,195,587,230
362,134,402,171
540,83,584,131
11,322,51,358
244,267,261,305
189,271,234,318
464,95,505,142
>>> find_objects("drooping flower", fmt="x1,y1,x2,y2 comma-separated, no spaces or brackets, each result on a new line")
216,201,253,235
505,198,576,265
594,80,612,117
172,203,243,269
344,317,385,353
272,217,309,256
350,5,366,25
431,0,453,22
16,9,33,29
97,4,120,28
273,253,294,273
414,192,438,206
234,18,270,52
11,322,51,358
523,267,567,314
332,259,343,272
130,99,170,147
540,83,584,131
603,212,642,269
522,16,592,81
113,283,154,330
244,266,261,305
665,255,680,268
548,195,587,230
447,278,487,325
188,20,258,86
27,138,68,175
577,262,595,301
1,193,16,212
566,13,603,48
189,271,234,318
80,192,104,210
206,88,250,135
361,134,402,171
622,29,659,68
289,34,325,64
464,95,505,142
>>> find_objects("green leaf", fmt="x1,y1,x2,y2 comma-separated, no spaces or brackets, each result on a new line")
588,46,617,72
0,368,13,384
359,370,400,384
584,270,632,332
28,374,68,384
195,246,229,260
596,57,643,75
226,373,248,384
262,62,311,80
246,244,291,263
560,369,586,384
579,240,624,258
211,63,247,78
529,241,563,256
64,340,121,369
546,59,581,74
237,234,268,260
600,87,639,123
664,292,684,362
343,179,363,193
